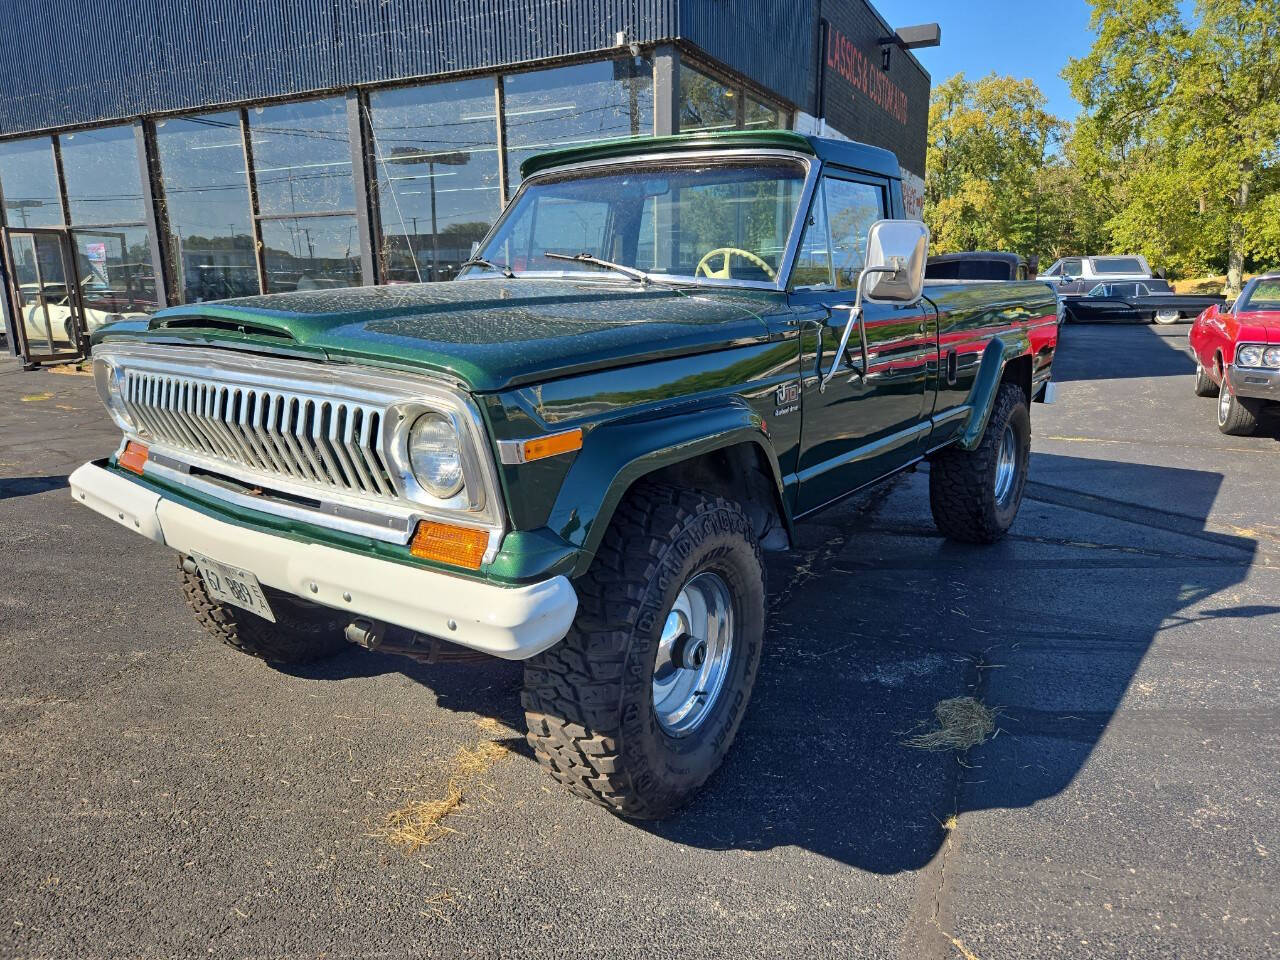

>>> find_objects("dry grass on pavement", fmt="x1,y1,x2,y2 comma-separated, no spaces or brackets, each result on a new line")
903,696,999,752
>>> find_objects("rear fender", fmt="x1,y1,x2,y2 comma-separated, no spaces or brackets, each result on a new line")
959,337,1031,451
545,398,789,577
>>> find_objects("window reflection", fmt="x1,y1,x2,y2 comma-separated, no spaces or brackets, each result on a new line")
503,59,653,195
72,228,160,328
745,96,780,129
792,188,834,288
155,112,258,302
679,65,736,133
249,99,354,216
368,78,501,283
679,65,785,134
823,179,885,290
0,137,62,228
259,216,361,292
60,125,146,225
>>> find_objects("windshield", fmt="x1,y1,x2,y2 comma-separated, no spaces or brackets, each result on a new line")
465,158,808,286
1239,279,1280,312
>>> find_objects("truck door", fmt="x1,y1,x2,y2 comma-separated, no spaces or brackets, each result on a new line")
789,173,933,515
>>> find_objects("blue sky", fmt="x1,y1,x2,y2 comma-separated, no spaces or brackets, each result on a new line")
873,0,1097,121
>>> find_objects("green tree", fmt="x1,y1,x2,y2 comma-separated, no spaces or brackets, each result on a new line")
1066,0,1280,293
924,73,1067,264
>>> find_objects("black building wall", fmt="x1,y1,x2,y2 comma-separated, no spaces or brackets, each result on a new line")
0,0,680,135
816,0,931,176
0,0,928,161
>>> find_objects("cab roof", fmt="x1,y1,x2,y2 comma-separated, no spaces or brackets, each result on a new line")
519,129,902,181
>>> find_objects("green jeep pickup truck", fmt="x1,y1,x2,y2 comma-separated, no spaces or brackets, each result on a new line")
72,130,1058,818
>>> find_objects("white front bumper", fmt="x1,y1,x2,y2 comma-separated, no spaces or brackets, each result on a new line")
69,462,577,660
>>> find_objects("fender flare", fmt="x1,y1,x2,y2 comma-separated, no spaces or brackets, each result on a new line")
959,336,1030,451
544,398,791,577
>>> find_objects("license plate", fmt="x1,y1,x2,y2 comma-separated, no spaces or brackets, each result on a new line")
191,554,275,622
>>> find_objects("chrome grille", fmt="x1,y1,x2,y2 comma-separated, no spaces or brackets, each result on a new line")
121,369,400,502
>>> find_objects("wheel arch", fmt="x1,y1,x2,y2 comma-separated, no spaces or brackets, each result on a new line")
545,400,794,579
958,339,1033,451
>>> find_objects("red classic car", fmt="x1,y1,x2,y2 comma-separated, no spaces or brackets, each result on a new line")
1188,273,1280,435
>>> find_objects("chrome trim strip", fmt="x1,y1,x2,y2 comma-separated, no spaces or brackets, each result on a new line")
145,454,415,543
793,420,931,485
931,403,972,427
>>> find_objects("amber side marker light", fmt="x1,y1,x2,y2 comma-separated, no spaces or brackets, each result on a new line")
523,428,583,463
118,441,149,476
410,521,489,570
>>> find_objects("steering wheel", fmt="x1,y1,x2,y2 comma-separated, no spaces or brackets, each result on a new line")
695,247,777,282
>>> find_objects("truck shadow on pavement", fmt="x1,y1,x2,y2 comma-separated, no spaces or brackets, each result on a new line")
0,474,70,500
291,452,1255,875
639,452,1256,872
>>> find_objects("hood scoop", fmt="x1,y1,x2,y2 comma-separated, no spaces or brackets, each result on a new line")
150,314,296,341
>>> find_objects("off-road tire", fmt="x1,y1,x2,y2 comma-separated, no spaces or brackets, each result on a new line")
1217,385,1261,436
1193,362,1219,398
929,382,1031,544
179,557,348,665
522,484,765,819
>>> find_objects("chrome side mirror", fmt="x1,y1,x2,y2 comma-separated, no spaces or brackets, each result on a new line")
820,220,930,393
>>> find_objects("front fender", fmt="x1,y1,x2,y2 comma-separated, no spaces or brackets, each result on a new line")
959,336,1029,451
544,398,787,577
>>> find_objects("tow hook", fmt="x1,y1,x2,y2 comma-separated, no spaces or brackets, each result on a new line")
344,617,386,650
343,617,492,663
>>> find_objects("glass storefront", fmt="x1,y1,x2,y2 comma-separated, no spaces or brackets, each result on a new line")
60,124,160,327
368,77,502,283
154,112,258,303
249,98,360,292
259,216,362,292
503,58,653,195
0,138,62,228
680,65,737,133
680,62,786,134
1,52,789,359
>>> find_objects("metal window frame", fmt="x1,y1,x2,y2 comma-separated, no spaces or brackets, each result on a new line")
135,120,170,310
674,49,793,135
243,94,364,294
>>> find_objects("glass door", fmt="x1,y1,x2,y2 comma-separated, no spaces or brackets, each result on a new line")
5,228,86,363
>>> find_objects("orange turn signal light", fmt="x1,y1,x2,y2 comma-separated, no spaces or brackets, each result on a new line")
118,441,149,476
522,428,583,463
410,521,489,570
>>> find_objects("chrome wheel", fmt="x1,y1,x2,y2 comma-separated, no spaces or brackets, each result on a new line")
653,571,735,737
1218,385,1232,424
993,422,1017,506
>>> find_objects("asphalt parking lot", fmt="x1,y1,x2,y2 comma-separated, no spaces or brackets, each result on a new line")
1,323,1277,959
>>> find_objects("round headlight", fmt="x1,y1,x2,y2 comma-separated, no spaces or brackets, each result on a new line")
408,412,464,499
1263,346,1280,368
93,356,120,404
92,356,134,432
1237,344,1264,367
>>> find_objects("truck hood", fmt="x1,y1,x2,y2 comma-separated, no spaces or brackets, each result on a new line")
106,279,784,393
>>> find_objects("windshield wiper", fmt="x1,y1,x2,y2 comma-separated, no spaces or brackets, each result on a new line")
460,257,514,279
545,252,654,285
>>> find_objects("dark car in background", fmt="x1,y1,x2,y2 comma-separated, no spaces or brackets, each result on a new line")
926,251,1030,282
1062,280,1226,324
